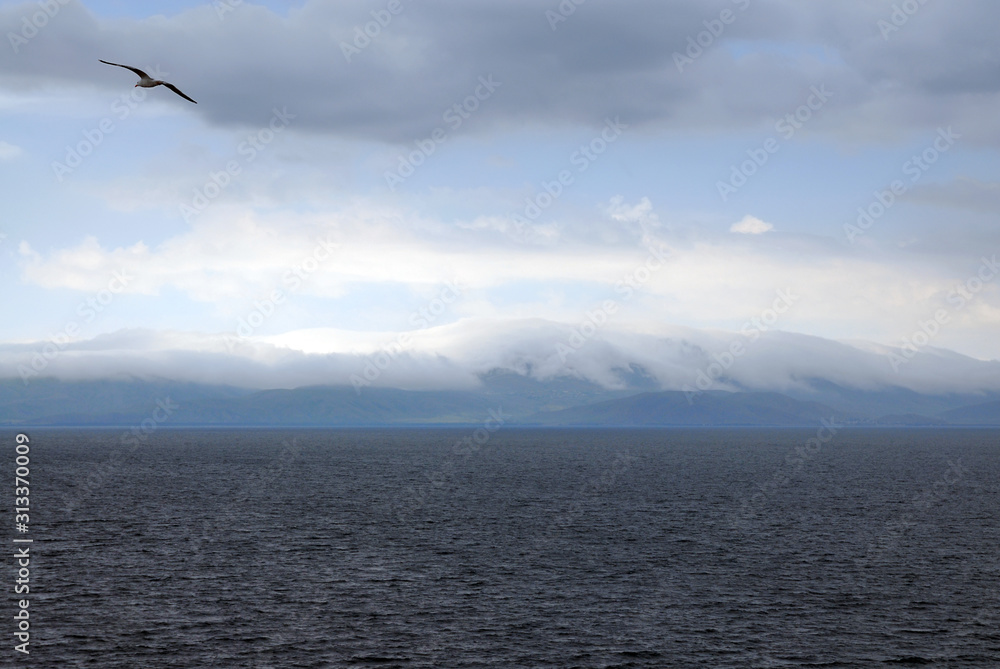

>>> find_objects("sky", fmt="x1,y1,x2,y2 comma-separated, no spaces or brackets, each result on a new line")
1,0,999,394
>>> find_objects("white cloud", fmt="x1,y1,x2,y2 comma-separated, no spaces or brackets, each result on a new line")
13,196,999,359
605,196,659,226
2,321,998,396
730,215,774,235
0,141,21,160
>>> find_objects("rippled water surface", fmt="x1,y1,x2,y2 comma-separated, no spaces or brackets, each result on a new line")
14,428,1000,667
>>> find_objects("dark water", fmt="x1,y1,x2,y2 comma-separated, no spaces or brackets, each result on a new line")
8,428,1000,667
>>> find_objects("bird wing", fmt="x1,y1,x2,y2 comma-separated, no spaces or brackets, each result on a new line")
99,59,151,80
163,82,197,104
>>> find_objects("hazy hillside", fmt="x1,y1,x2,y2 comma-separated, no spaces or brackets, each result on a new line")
523,391,839,427
2,373,997,427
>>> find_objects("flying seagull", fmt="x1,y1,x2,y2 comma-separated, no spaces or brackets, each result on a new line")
99,60,197,104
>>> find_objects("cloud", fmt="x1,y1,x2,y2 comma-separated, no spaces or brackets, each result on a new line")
13,192,999,360
908,177,1000,215
605,196,658,226
730,215,774,235
1,321,998,396
0,141,21,160
4,1,1000,145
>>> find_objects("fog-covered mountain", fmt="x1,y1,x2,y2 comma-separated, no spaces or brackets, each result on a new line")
3,321,1000,399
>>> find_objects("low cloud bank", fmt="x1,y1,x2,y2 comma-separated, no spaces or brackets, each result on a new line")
1,320,998,396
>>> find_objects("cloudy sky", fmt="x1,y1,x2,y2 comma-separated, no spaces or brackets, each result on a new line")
2,0,999,393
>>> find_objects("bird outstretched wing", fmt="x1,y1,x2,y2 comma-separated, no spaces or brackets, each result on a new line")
163,83,197,104
99,59,151,80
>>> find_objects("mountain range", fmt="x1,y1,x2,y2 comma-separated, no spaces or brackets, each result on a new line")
2,371,998,428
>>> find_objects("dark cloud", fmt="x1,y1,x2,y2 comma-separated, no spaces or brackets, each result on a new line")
4,1,1000,143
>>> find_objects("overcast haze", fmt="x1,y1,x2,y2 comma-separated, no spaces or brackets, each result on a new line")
2,0,999,394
